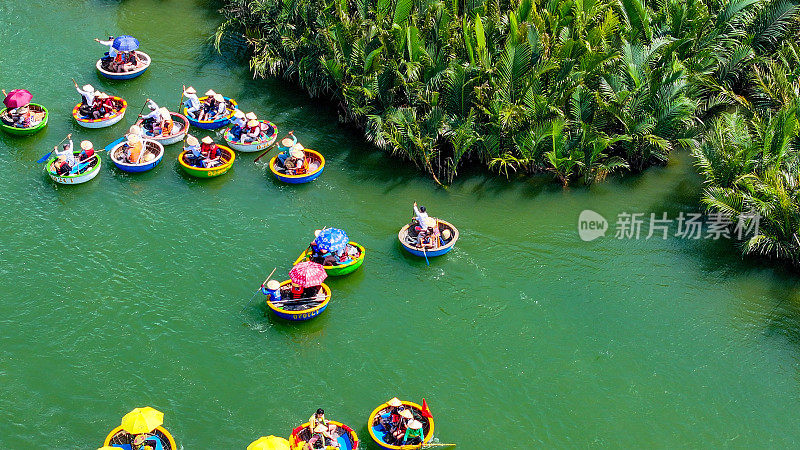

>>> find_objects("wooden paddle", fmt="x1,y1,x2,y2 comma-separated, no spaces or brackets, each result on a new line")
253,131,293,163
240,268,277,313
177,86,185,114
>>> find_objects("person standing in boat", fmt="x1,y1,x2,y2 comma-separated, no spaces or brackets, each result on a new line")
182,86,201,119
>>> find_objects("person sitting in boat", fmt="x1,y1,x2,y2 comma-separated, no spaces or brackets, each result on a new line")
129,125,145,140
386,409,414,445
200,136,220,168
12,105,30,128
277,131,297,164
402,419,424,445
182,86,201,119
156,107,174,136
74,81,97,117
379,398,403,432
229,110,246,140
94,92,116,119
307,409,338,447
185,135,203,166
242,119,262,143
139,99,160,131
78,140,95,163
52,134,76,175
210,94,227,119
123,134,143,164
123,50,139,70
198,90,218,121
284,147,306,175
95,36,120,70
305,424,338,450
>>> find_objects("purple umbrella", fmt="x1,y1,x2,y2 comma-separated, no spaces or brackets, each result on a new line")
112,35,139,51
3,89,32,109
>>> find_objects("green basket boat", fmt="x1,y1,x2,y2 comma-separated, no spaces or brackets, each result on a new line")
293,242,365,276
178,145,235,178
0,103,48,136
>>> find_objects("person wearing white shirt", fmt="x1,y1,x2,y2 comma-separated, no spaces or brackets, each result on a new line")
413,202,433,229
52,134,77,174
182,86,200,118
74,81,96,108
94,36,118,58
139,99,160,131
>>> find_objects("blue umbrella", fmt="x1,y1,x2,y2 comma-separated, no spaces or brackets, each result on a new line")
314,228,349,253
112,35,140,51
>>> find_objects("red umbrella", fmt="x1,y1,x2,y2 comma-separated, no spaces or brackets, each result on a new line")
3,89,32,109
289,261,327,288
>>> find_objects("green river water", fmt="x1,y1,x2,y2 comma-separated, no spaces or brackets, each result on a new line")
2,0,800,448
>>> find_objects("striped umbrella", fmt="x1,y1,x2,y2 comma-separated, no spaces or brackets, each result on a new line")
314,228,349,253
289,261,327,288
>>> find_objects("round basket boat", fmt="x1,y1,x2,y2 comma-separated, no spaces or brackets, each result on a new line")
398,219,459,258
367,401,434,450
183,96,238,130
268,149,325,184
0,103,48,136
104,425,177,450
109,139,164,173
177,145,235,178
294,242,365,277
96,51,151,80
72,97,127,129
266,280,330,321
134,112,190,145
45,151,101,185
290,421,359,450
223,120,277,152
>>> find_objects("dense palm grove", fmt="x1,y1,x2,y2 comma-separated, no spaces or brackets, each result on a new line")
217,0,800,263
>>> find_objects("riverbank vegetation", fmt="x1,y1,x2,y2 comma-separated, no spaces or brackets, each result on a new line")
217,0,800,263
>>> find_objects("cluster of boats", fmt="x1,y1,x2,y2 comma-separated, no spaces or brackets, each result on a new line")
101,399,442,450
5,34,461,450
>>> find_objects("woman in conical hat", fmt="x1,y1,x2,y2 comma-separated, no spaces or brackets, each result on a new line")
125,133,143,163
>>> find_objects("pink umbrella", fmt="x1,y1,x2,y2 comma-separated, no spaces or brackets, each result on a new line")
3,89,32,109
289,261,327,288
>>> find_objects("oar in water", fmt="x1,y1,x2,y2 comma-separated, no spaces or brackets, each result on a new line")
240,268,277,313
253,131,293,163
422,246,430,266
37,134,71,163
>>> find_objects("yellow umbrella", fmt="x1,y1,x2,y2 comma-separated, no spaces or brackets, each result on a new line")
98,447,117,450
247,435,291,450
120,406,164,434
